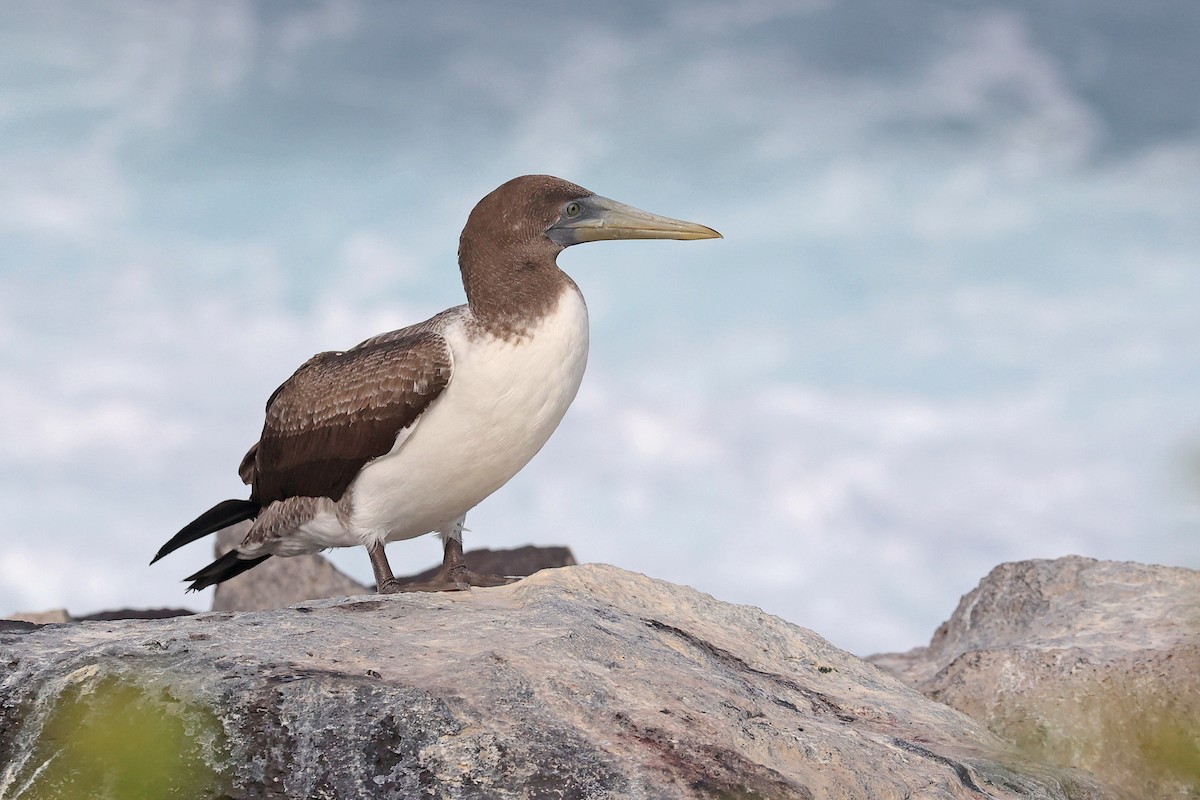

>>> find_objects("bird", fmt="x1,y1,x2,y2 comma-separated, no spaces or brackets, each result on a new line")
152,175,720,594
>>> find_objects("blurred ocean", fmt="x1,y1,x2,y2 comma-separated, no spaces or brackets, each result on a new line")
1,1,1197,653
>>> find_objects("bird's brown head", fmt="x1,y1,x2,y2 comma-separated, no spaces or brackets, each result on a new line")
460,175,593,270
458,174,720,337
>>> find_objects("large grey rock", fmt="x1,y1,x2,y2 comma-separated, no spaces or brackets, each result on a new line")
1,565,1112,799
871,556,1200,799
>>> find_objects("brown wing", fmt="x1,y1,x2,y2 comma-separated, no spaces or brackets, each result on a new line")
240,329,453,504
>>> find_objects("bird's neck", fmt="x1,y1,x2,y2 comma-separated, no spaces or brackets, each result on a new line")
459,240,575,341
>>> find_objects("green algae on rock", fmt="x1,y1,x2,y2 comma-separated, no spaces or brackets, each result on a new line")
8,676,225,800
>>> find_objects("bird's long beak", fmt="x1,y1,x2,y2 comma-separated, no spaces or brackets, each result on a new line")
548,194,722,246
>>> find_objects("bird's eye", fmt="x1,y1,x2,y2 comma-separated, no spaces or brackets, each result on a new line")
565,201,582,218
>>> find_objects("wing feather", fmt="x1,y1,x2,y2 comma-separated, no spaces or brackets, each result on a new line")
243,328,453,503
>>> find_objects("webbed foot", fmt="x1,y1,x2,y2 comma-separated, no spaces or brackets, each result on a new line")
369,536,517,594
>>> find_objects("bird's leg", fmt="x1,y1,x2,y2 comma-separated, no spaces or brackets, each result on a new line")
391,516,518,592
370,542,407,594
437,535,472,590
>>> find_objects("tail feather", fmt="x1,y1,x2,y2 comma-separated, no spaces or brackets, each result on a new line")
152,498,260,565
185,549,271,592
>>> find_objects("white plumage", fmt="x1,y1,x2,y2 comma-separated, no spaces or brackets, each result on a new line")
348,286,589,549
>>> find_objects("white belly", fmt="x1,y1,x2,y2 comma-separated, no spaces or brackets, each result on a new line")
346,287,589,545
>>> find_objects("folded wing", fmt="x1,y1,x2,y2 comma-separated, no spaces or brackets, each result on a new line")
242,328,454,505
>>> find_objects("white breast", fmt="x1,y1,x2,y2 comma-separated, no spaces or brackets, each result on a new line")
346,286,590,545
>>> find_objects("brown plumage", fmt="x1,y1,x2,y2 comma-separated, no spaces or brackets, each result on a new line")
241,328,453,504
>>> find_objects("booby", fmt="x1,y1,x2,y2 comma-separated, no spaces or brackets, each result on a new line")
153,175,720,593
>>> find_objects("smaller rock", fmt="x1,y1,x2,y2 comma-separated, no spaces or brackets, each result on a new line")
3,608,70,625
870,556,1200,799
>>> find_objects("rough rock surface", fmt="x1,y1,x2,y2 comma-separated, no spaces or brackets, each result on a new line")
211,523,576,611
1,565,1112,799
871,556,1200,799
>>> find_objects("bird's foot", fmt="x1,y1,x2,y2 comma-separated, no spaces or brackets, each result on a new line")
370,532,518,594
376,578,411,594
377,566,518,594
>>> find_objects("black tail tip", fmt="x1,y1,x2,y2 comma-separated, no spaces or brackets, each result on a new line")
153,499,260,565
184,549,271,592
